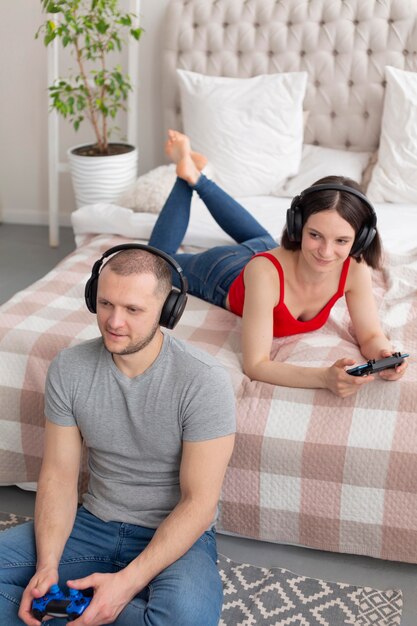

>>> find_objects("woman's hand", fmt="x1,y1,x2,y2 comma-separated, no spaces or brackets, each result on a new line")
376,350,408,381
325,358,375,398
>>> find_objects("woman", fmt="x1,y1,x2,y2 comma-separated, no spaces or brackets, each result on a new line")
149,131,407,397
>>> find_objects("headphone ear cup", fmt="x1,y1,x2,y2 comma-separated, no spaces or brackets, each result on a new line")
350,224,376,257
286,203,303,242
159,289,188,329
293,206,303,241
85,275,99,313
286,208,295,241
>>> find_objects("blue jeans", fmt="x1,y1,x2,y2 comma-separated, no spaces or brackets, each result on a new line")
0,506,222,625
149,175,276,307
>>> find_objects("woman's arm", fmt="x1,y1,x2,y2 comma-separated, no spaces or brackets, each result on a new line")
345,261,407,380
241,258,373,396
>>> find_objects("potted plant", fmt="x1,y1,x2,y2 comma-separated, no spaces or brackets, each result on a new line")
36,0,143,208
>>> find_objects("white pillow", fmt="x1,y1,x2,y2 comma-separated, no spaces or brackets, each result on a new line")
274,145,373,197
117,164,177,213
177,70,308,197
117,161,215,214
367,66,417,203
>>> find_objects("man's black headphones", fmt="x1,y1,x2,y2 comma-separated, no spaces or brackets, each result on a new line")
286,183,377,257
84,243,188,330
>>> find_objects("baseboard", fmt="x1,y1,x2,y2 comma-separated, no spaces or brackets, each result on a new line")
0,209,72,228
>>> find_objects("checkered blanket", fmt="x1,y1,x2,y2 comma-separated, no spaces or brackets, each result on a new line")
0,234,416,562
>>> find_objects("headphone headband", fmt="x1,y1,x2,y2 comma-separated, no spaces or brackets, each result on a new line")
286,183,377,256
85,243,188,329
293,183,376,216
92,243,189,294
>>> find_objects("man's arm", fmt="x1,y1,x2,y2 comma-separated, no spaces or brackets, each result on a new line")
19,420,82,626
67,433,235,626
127,434,236,582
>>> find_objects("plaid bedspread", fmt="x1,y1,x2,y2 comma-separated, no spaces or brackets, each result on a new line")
0,234,416,562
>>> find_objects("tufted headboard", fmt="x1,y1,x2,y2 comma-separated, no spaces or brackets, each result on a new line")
162,0,417,152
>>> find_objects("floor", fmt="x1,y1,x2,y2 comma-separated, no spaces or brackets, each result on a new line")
0,223,76,303
0,223,416,625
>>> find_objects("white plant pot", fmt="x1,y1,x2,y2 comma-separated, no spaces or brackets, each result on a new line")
67,143,138,209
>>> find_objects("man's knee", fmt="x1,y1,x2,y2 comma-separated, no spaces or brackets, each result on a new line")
168,591,222,626
161,567,222,626
0,524,36,582
0,585,25,626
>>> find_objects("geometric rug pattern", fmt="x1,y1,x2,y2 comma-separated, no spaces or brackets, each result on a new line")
0,513,403,625
217,555,403,626
0,511,33,532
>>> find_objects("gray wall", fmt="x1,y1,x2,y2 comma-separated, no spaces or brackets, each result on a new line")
0,0,170,226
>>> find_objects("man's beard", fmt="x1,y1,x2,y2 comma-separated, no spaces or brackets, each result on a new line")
105,319,160,356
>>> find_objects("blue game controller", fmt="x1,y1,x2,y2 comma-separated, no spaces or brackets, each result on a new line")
32,584,91,621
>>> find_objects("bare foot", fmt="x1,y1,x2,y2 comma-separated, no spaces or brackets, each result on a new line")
165,130,207,183
165,130,191,163
190,150,207,171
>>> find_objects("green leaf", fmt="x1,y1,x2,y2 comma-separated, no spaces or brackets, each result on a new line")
45,3,61,14
94,74,105,86
119,16,131,27
47,33,59,46
130,28,142,41
96,19,109,34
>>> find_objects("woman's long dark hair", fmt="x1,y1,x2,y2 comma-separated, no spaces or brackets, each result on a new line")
281,176,382,269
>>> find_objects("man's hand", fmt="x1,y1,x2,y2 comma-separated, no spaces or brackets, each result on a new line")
18,567,58,626
325,358,375,397
67,571,136,625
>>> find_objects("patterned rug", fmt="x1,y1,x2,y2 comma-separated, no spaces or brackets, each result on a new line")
0,512,403,625
0,510,32,531
217,555,403,626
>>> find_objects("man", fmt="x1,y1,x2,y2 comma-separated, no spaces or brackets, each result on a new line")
0,245,236,626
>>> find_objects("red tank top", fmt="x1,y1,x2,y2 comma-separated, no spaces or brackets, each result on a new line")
228,253,351,338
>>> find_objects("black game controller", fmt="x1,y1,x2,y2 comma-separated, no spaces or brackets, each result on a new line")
32,584,91,621
346,352,409,377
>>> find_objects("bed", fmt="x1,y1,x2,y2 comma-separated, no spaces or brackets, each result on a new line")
1,0,417,564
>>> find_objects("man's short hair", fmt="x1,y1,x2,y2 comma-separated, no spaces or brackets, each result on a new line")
105,249,172,299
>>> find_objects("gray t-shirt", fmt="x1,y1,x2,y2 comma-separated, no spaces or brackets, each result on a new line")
45,333,236,528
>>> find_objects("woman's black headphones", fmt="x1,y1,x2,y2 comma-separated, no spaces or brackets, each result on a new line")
84,243,188,329
286,183,377,257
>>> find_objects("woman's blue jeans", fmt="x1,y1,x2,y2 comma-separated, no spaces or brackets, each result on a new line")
149,175,276,307
0,506,222,626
